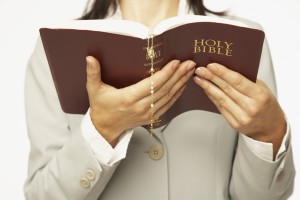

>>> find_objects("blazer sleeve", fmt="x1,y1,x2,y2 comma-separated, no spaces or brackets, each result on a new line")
229,21,295,200
24,37,119,200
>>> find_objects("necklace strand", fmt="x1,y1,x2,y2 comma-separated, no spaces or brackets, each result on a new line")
147,31,155,136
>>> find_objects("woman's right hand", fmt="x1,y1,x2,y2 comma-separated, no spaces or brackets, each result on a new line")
86,56,196,146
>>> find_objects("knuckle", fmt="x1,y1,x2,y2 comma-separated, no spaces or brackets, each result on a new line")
231,122,240,130
233,74,244,87
119,100,128,111
221,83,231,94
247,104,259,117
248,89,272,115
120,95,133,109
124,88,137,104
258,91,271,105
239,115,251,126
87,68,98,78
86,74,95,84
165,91,173,100
135,103,149,115
162,85,169,93
216,96,226,107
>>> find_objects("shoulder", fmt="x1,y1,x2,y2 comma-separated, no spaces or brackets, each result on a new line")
27,36,50,72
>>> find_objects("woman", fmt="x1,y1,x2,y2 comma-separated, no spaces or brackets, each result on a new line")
24,0,295,199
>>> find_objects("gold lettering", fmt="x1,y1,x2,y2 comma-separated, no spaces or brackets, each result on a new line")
193,38,234,57
202,45,207,53
208,46,216,53
217,47,224,55
205,39,216,46
224,42,233,49
146,50,161,60
194,39,205,46
225,49,232,56
156,50,161,57
217,40,224,48
193,46,202,53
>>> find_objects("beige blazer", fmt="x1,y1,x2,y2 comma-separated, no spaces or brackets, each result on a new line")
24,16,295,200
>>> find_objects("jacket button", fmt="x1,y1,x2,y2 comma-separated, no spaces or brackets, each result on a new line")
80,177,90,189
148,145,164,160
86,169,96,181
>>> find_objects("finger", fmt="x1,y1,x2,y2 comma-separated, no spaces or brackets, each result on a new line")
153,60,196,103
125,60,180,101
204,91,240,130
86,56,102,93
137,60,195,111
256,79,269,89
194,76,246,121
153,85,187,120
195,67,251,109
152,66,194,110
206,63,259,97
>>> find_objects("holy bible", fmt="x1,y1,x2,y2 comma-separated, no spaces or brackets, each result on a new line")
39,15,265,128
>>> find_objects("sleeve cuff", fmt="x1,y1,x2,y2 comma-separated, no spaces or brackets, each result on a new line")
241,121,290,162
81,109,133,166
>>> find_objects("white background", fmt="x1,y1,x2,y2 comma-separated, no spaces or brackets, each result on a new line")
0,0,299,199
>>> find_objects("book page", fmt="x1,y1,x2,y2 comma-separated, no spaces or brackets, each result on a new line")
42,19,150,39
41,15,251,39
153,15,251,35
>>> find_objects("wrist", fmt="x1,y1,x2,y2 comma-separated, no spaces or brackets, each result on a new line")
250,113,286,160
89,111,123,147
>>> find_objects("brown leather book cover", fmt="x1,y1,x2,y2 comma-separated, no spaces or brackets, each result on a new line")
39,16,265,127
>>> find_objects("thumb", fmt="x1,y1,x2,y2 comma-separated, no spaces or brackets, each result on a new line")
86,56,102,93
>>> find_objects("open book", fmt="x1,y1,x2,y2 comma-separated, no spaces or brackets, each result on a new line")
40,15,265,128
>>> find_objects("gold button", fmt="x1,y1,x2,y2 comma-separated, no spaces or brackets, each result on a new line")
86,169,96,181
80,177,90,189
148,145,164,160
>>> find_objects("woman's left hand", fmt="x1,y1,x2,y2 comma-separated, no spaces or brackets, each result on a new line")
194,63,286,158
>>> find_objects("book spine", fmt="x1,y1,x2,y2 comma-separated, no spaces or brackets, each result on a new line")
142,35,165,79
142,34,166,129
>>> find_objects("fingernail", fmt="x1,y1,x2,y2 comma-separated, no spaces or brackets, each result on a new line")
207,63,217,71
86,57,92,69
186,61,196,71
172,60,180,69
195,67,204,75
180,85,187,93
186,68,195,77
194,76,203,85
